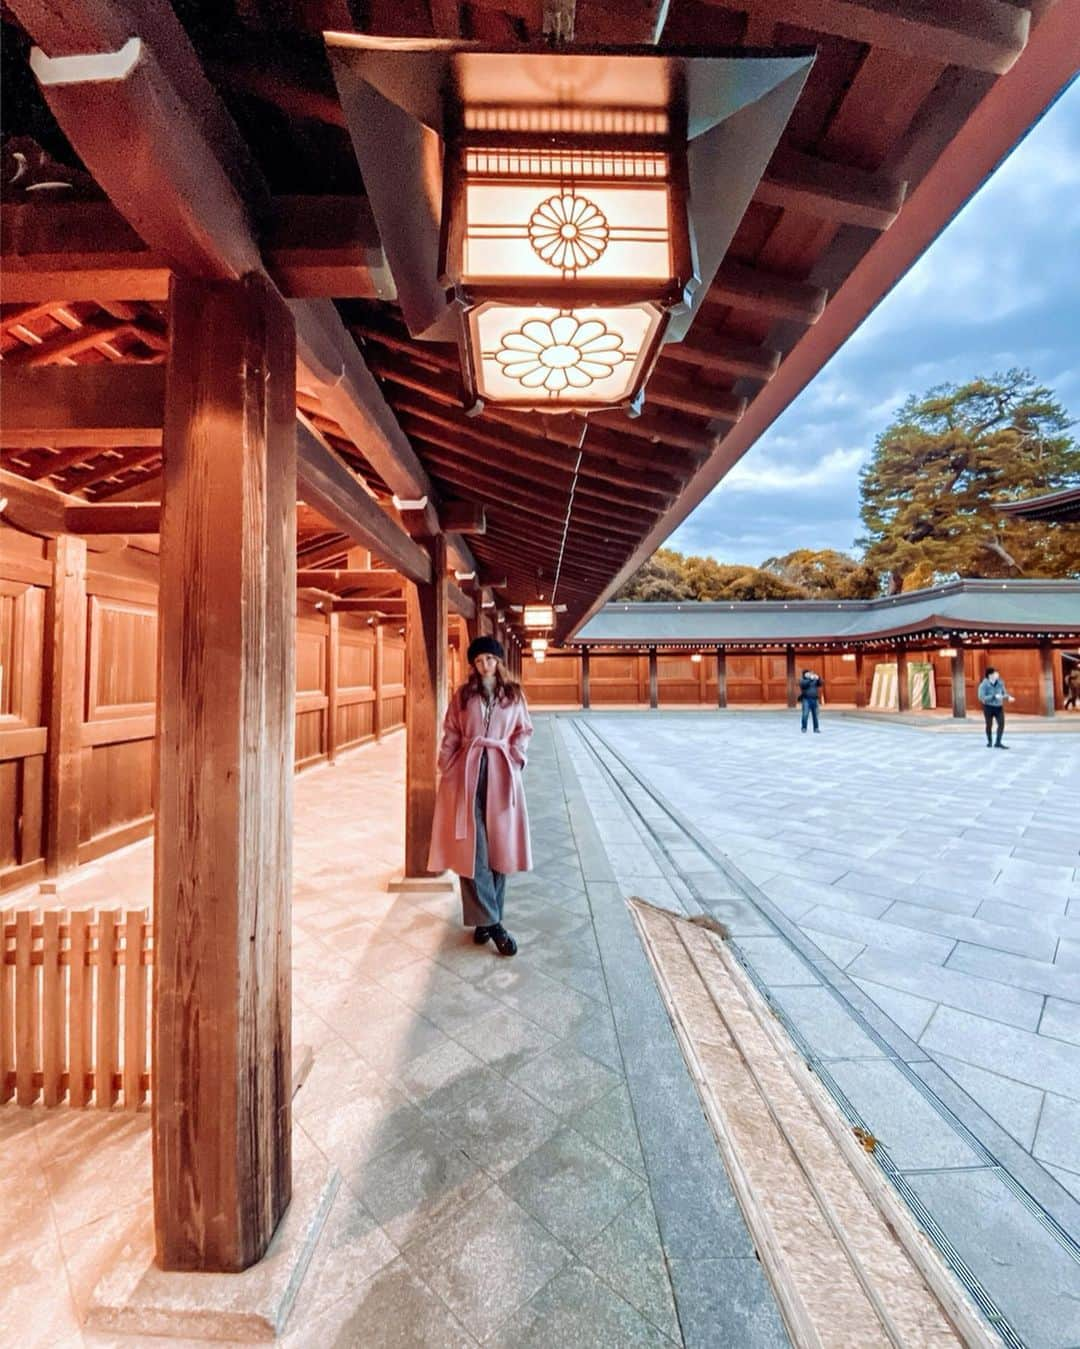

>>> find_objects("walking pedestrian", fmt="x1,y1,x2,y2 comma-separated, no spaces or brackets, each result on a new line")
977,666,1015,748
1064,664,1080,710
798,669,824,733
427,636,533,956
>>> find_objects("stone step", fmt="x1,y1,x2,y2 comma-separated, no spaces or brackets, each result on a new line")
630,898,996,1349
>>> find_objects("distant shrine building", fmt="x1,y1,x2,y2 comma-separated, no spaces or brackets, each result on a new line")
521,581,1080,717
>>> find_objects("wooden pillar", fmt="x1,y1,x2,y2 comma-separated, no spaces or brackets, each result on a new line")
581,647,591,709
326,610,340,762
785,646,797,708
44,534,86,875
1039,640,1056,717
897,645,910,712
950,646,967,719
154,274,296,1273
373,621,385,740
854,651,867,709
716,647,727,708
648,646,659,709
405,535,447,877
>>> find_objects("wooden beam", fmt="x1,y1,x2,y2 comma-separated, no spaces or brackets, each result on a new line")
0,468,68,536
44,534,86,875
296,424,432,586
295,569,403,593
331,598,407,615
0,364,166,449
448,580,476,621
590,406,721,456
660,331,781,382
644,375,747,424
708,260,828,325
734,0,1030,75
405,536,448,877
757,149,907,231
154,272,295,1272
28,37,263,282
1,197,388,302
64,503,160,535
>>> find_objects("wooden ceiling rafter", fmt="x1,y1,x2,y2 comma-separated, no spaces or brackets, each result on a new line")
9,1,481,587
395,408,680,500
731,0,1030,75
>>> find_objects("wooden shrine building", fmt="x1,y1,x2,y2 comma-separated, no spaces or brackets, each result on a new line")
525,580,1080,714
1,0,1078,1279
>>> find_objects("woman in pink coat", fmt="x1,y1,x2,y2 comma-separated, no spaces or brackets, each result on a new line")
427,636,534,956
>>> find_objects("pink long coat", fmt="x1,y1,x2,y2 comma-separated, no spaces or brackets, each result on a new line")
427,689,534,879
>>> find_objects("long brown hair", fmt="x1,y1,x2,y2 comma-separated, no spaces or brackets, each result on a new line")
459,658,523,708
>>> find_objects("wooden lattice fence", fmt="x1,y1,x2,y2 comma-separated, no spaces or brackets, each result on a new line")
0,906,151,1109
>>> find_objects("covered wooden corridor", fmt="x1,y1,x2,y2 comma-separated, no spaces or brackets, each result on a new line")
2,0,1078,1312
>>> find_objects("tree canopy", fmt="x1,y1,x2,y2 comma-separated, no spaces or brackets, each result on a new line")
858,370,1080,591
619,368,1078,601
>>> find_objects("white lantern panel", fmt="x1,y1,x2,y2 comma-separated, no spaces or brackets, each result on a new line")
462,183,673,285
523,604,555,628
470,302,663,407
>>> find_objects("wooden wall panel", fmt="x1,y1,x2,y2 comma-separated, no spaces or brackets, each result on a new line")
81,739,154,860
522,653,580,705
0,536,50,890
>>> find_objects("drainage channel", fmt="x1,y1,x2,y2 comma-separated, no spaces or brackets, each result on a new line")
568,716,1080,1349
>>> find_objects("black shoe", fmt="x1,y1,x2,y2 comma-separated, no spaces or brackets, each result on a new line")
986,741,993,748
489,923,518,957
995,743,1009,750
473,926,492,945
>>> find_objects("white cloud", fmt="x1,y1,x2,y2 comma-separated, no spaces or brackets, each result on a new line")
722,446,866,493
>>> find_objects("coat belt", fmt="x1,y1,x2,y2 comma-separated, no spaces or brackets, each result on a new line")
455,737,516,841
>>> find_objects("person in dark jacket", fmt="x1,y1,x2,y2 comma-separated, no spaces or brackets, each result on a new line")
977,667,1014,748
798,669,824,733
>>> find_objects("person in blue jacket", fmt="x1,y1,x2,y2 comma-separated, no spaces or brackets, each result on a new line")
798,669,824,733
977,667,1014,748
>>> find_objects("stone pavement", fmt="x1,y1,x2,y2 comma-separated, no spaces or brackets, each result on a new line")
563,710,1080,1348
3,722,758,1348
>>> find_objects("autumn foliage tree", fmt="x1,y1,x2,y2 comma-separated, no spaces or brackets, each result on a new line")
859,370,1080,591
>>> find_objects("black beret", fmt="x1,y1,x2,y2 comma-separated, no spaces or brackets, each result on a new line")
467,635,506,664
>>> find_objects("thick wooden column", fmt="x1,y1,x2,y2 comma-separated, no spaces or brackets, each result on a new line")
154,274,296,1273
648,647,659,709
854,651,867,709
326,610,340,762
581,648,591,709
44,534,86,875
716,647,727,708
951,647,967,719
896,645,910,712
785,646,797,708
1039,640,1056,717
405,535,447,877
373,622,385,740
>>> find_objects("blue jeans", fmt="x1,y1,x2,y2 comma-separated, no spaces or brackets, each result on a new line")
800,699,820,731
459,752,506,928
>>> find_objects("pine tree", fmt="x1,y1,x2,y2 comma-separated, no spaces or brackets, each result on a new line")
858,370,1080,592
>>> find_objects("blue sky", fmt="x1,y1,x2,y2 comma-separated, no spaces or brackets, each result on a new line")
668,77,1080,567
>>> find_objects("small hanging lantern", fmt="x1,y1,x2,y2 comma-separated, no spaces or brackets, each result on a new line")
690,652,702,663
523,604,556,629
531,637,549,651
328,40,814,415
533,648,547,663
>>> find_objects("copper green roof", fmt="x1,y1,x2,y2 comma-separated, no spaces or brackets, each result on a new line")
572,579,1080,647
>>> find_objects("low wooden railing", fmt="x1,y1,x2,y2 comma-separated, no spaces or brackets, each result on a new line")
0,906,151,1109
